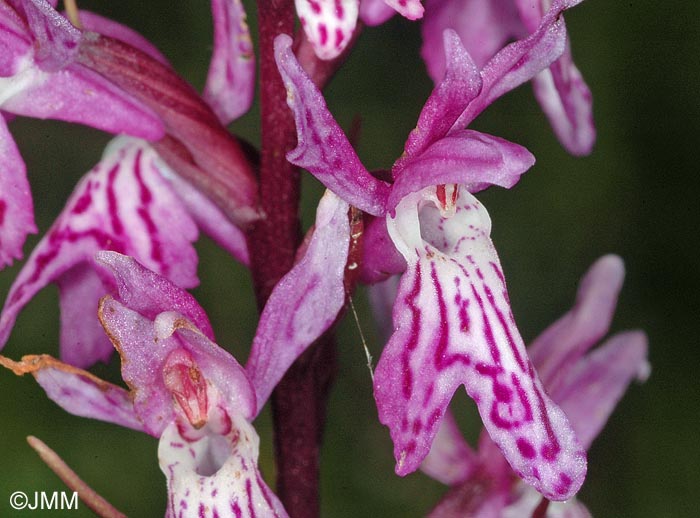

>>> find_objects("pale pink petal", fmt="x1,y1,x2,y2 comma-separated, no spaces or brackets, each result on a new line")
0,353,142,431
374,186,585,500
528,255,625,393
455,0,583,129
296,0,359,60
246,191,350,407
359,0,395,26
390,130,535,209
0,139,201,360
384,0,423,21
160,408,288,518
555,331,649,450
399,29,482,164
0,115,36,269
204,0,255,123
275,34,390,216
531,46,595,156
56,265,114,368
367,274,400,341
421,0,521,79
164,172,249,266
421,410,477,486
0,1,32,76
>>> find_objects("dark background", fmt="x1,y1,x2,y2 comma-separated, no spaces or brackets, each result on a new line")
0,1,697,516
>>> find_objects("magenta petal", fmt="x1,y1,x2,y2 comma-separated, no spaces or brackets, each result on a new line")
246,191,350,408
12,0,80,72
56,265,114,368
295,0,359,60
374,187,585,500
95,250,213,340
528,255,625,393
275,34,390,216
0,116,36,269
455,0,582,129
0,139,203,357
159,410,288,518
421,0,521,80
77,10,170,65
421,410,476,486
555,331,649,450
389,130,535,209
531,46,595,156
0,2,32,76
399,29,482,164
204,0,255,123
358,217,406,284
3,63,164,140
367,274,400,342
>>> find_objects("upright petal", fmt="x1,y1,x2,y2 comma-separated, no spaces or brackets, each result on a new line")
454,0,583,129
531,46,595,156
246,191,350,407
528,254,625,393
204,0,255,123
398,29,482,165
296,0,359,60
0,115,36,268
374,186,586,500
555,331,649,450
159,408,288,518
0,138,201,363
275,34,390,216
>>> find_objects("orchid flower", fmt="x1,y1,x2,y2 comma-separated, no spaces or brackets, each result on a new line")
420,255,650,517
421,0,595,155
0,137,248,369
0,0,165,269
270,0,593,501
0,251,288,518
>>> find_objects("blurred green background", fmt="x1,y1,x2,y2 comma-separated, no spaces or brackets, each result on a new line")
1,0,697,516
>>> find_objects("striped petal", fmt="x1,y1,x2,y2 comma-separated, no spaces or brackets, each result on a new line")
275,34,390,216
296,0,359,60
0,138,200,366
160,405,288,518
373,186,586,500
204,0,255,123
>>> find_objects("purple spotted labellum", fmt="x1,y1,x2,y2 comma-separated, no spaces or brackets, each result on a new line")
420,256,649,517
0,0,165,269
0,137,248,369
275,0,591,500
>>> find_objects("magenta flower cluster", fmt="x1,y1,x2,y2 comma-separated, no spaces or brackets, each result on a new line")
0,1,648,517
